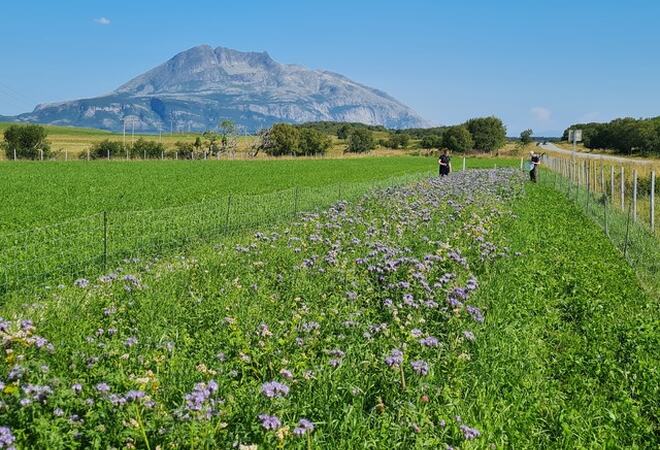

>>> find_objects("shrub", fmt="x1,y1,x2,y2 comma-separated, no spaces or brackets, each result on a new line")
347,129,375,153
86,140,124,159
299,128,331,155
2,124,52,160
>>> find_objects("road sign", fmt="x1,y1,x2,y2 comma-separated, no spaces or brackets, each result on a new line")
568,129,582,143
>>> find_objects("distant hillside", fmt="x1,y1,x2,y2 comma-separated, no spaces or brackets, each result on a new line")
5,45,429,133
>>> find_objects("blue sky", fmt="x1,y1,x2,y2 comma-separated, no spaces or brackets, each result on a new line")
1,0,659,135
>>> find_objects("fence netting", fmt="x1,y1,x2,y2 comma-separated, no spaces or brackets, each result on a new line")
0,172,432,295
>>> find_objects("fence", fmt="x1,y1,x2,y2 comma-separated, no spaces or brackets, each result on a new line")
0,172,433,295
539,155,659,295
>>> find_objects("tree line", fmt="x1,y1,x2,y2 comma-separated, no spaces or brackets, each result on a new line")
563,116,660,156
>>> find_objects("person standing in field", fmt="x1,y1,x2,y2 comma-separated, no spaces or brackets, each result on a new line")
529,150,540,182
439,150,451,177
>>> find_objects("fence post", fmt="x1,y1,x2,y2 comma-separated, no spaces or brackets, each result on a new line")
87,149,90,161
623,200,632,260
610,166,614,206
294,187,299,215
13,148,17,161
103,211,108,270
175,151,178,161
65,149,68,161
224,194,232,234
651,171,656,233
40,149,44,161
520,157,523,170
161,151,164,161
600,161,604,194
462,157,466,171
620,166,624,210
586,163,591,213
107,149,110,161
633,170,637,222
604,193,609,236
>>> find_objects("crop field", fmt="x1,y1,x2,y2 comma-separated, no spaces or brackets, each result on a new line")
0,164,657,448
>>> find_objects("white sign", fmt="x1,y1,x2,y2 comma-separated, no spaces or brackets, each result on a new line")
568,129,582,143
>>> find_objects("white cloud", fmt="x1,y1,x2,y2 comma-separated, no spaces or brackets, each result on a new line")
530,106,551,121
94,17,111,25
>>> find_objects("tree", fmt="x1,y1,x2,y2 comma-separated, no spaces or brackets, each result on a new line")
337,124,353,140
347,128,375,153
219,119,239,158
2,124,51,160
420,135,442,149
465,117,506,152
519,129,533,146
442,126,473,153
385,133,410,149
202,131,221,156
175,141,195,159
299,128,331,155
267,123,300,156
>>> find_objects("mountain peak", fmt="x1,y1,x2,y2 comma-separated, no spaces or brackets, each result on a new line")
13,45,429,131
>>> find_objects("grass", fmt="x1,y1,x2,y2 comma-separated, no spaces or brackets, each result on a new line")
461,183,659,448
0,157,515,232
0,169,656,448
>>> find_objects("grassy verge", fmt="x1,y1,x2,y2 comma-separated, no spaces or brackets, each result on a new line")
461,182,659,448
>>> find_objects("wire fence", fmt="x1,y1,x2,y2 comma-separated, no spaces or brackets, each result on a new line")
539,155,659,296
0,171,433,295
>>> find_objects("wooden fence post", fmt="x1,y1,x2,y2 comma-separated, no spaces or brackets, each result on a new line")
651,171,656,233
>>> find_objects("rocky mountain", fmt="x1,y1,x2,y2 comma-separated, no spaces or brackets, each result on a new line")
8,45,428,132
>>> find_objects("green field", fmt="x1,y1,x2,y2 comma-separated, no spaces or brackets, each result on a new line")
0,157,512,231
0,168,657,448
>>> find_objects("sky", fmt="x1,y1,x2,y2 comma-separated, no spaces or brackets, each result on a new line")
1,0,659,136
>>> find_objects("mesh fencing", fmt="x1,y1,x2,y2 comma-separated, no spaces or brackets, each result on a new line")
0,172,433,295
539,156,659,295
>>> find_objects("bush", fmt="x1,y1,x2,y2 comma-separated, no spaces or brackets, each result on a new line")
132,138,166,159
385,133,410,149
174,141,195,159
347,129,375,153
420,135,443,149
86,140,124,159
2,124,52,160
465,117,507,152
443,126,473,153
299,128,331,155
264,124,300,156
337,124,353,140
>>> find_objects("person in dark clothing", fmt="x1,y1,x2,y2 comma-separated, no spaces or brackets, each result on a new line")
439,150,451,177
529,151,540,182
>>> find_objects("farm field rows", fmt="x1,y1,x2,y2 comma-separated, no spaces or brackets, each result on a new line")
0,168,656,448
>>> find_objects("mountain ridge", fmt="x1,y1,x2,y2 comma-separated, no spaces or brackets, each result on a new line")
6,45,429,132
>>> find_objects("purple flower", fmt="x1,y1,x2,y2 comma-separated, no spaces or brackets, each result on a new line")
0,318,8,333
108,394,126,406
96,383,111,393
74,278,89,288
261,381,289,398
125,390,145,401
54,408,64,417
20,320,34,332
385,349,404,368
71,384,83,395
466,306,485,323
460,424,481,440
0,426,16,449
411,360,429,376
258,413,281,430
346,291,358,301
463,331,476,342
124,337,138,347
329,358,342,368
181,380,221,420
302,321,320,332
410,328,423,338
419,336,439,347
293,418,315,436
279,369,294,379
7,366,24,381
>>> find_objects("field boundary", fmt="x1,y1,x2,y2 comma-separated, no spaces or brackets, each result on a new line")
0,171,434,295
